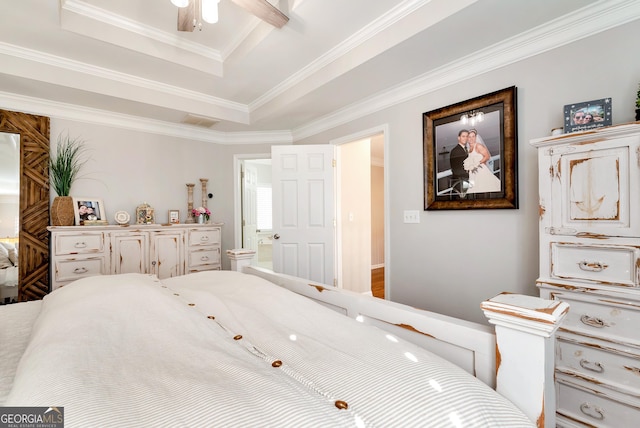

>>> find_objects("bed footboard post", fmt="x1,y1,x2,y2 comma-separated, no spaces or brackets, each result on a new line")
226,249,256,272
481,293,568,428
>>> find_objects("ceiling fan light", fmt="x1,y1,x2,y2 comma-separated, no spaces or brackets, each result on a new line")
171,0,189,7
202,0,219,24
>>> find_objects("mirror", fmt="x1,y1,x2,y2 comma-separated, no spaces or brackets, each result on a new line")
0,132,20,303
0,109,50,303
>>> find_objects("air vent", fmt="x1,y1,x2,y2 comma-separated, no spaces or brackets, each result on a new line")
181,114,219,128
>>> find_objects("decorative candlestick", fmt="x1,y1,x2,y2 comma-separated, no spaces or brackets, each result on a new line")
200,178,209,224
200,178,208,209
186,183,195,223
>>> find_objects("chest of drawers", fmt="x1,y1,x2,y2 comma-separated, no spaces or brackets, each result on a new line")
531,124,640,427
48,223,222,290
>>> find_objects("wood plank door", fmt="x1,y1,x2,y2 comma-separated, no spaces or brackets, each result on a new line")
271,145,335,285
0,109,50,301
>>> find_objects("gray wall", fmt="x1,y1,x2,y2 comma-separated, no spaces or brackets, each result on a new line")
293,20,640,324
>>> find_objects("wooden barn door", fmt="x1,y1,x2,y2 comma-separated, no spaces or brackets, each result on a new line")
0,109,50,301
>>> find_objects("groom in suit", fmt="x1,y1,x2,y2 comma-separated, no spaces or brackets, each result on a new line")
449,129,469,194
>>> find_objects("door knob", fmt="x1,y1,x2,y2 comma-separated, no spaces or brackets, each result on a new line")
273,234,280,240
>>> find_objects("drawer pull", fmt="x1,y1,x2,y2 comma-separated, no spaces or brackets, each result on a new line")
579,403,604,420
74,242,87,248
580,315,607,328
200,256,210,261
200,236,210,242
578,260,607,272
579,359,604,373
73,267,88,274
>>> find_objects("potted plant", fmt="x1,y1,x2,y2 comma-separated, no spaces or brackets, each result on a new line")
50,133,88,226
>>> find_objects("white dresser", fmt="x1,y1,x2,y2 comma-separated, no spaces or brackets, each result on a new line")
48,223,223,290
531,123,640,427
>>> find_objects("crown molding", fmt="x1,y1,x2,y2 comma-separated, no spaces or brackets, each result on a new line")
3,0,637,144
292,0,640,140
61,0,224,75
0,91,290,145
249,0,436,111
0,41,249,124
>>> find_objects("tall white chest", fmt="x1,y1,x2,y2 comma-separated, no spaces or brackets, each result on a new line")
531,123,640,427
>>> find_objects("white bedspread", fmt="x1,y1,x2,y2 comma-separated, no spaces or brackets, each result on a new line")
5,272,533,427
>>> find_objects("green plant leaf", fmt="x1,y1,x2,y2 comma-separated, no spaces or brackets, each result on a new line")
49,133,89,197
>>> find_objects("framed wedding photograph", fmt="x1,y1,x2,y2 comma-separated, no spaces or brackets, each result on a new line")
73,197,105,225
423,86,518,210
168,209,180,224
563,98,612,134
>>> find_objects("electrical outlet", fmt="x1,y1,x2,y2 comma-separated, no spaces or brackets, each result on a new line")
403,210,420,224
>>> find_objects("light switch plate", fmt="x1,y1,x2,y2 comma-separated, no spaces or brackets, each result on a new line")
403,210,420,224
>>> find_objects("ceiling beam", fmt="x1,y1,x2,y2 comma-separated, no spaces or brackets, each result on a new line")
177,1,196,32
231,0,289,28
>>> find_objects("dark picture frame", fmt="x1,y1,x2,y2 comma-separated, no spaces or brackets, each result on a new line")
423,86,518,210
563,98,612,134
73,197,105,225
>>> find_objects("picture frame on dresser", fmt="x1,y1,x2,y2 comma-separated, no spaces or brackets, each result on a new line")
563,98,612,134
73,197,105,225
423,86,518,210
168,210,180,224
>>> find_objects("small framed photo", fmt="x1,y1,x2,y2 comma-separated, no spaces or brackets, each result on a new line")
168,210,180,224
73,197,105,225
564,98,612,133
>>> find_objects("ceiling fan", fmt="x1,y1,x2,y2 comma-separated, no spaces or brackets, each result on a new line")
174,0,289,32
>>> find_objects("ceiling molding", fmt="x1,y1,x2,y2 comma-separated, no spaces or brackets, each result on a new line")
61,0,224,75
0,90,290,145
292,0,640,140
2,0,638,145
0,41,250,123
249,0,447,111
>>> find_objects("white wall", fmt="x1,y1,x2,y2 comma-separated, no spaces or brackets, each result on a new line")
339,138,371,293
294,20,640,324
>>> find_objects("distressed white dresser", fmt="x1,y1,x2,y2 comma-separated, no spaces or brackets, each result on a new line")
48,223,222,290
531,123,640,427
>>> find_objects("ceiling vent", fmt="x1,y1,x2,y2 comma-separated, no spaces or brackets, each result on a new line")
181,114,219,128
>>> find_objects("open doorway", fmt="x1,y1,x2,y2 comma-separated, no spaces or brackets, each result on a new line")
238,157,273,269
335,133,385,297
234,127,387,298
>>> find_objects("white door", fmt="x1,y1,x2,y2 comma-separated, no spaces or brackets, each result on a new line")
271,145,335,285
241,162,258,258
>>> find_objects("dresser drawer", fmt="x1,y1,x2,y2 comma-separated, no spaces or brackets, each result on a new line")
188,248,221,267
557,377,640,427
188,228,221,247
54,257,106,283
555,292,640,347
55,233,105,255
557,338,640,394
550,243,638,287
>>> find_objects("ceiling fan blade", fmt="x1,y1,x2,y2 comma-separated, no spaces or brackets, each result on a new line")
231,0,289,28
177,0,195,32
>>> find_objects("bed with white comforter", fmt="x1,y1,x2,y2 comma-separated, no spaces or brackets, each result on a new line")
2,271,533,427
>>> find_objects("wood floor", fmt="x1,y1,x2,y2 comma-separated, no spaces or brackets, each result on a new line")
371,267,384,299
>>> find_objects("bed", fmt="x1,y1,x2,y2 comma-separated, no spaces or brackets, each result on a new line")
0,268,567,427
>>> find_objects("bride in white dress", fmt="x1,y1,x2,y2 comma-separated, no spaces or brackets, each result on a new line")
464,129,501,194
